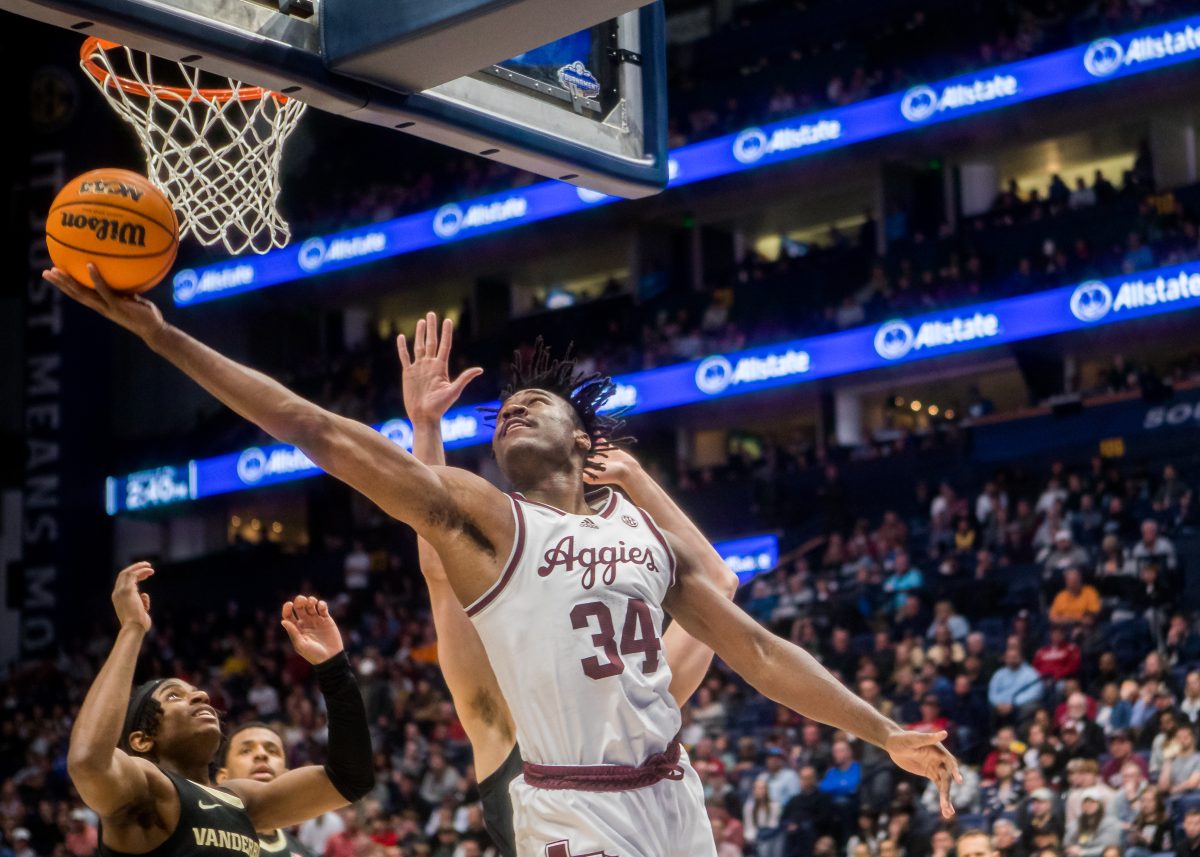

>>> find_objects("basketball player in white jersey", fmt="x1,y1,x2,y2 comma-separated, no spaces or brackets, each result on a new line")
396,314,740,856
48,267,962,857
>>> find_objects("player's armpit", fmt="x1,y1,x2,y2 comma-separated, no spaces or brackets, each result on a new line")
301,414,515,605
224,766,347,833
422,542,517,780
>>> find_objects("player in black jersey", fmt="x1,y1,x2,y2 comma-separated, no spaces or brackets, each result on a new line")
68,564,374,857
396,315,743,857
216,724,317,857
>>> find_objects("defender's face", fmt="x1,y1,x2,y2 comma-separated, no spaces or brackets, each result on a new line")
221,726,287,783
492,389,587,475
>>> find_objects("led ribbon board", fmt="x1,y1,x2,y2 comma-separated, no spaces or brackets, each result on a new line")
171,14,1200,305
108,261,1200,513
713,534,780,583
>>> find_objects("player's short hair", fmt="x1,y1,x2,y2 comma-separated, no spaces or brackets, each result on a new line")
486,337,632,474
219,721,286,767
956,830,991,848
120,678,168,758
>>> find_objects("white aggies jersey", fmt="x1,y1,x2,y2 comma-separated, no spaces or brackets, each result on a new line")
467,486,680,767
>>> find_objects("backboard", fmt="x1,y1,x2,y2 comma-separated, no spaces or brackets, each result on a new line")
0,0,667,197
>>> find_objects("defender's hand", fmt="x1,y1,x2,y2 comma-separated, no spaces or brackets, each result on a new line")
397,311,483,424
884,729,962,819
112,562,154,632
583,443,639,487
43,265,166,342
281,595,344,664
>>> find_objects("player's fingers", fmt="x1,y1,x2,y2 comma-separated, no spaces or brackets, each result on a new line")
938,766,955,818
437,318,453,362
413,319,426,358
303,596,318,616
45,269,106,312
317,600,329,617
281,601,295,622
141,592,151,613
134,565,155,581
397,334,411,369
87,263,119,305
424,311,438,355
450,367,484,396
280,618,301,642
911,730,948,746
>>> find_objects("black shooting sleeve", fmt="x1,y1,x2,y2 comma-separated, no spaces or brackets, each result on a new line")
314,652,374,801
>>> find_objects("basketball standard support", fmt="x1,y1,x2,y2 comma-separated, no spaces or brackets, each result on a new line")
0,0,667,197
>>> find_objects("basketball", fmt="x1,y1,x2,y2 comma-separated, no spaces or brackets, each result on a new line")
46,168,179,293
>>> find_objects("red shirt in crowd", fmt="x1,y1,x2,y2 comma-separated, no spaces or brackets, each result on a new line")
1033,641,1082,680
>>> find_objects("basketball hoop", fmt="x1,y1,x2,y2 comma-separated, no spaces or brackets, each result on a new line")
80,38,306,255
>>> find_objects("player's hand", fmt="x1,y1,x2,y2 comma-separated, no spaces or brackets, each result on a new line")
112,561,154,632
280,595,344,664
397,311,483,425
583,443,639,487
884,729,962,819
43,265,166,342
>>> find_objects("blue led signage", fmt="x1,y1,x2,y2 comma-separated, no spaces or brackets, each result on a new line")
172,14,1200,306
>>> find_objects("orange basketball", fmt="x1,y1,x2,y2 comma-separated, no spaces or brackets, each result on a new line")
46,168,179,294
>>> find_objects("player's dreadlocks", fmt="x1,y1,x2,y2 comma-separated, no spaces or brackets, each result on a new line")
483,338,634,475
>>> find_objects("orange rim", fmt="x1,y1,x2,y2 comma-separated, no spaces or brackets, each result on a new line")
80,37,290,104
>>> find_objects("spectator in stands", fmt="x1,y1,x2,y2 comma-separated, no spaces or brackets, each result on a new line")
956,830,991,857
1113,760,1149,824
1125,785,1173,857
781,765,832,857
1034,626,1082,683
1023,788,1065,852
1049,569,1101,625
1067,759,1117,825
1041,530,1091,584
744,778,784,857
928,600,970,642
882,550,923,612
989,644,1044,725
1154,464,1189,513
1182,672,1200,724
1130,519,1178,573
1064,790,1121,857
992,818,1024,857
1159,725,1200,796
1069,177,1097,210
762,747,802,807
1179,807,1200,857
1102,730,1148,787
818,740,862,823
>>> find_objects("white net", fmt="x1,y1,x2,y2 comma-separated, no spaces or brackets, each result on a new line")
80,39,306,256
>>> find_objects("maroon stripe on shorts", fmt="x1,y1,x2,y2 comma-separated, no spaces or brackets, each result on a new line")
522,740,684,792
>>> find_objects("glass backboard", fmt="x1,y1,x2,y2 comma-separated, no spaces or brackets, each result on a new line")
0,0,667,196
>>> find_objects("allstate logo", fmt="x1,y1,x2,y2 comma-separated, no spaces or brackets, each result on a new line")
1070,280,1114,322
433,204,464,239
732,127,769,164
173,268,198,303
901,86,938,122
695,355,734,394
1084,38,1123,77
379,419,414,450
236,447,267,484
874,320,916,360
297,237,327,272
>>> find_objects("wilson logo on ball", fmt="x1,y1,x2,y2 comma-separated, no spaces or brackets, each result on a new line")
57,212,147,247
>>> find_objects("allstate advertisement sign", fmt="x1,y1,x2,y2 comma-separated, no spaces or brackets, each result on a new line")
297,232,387,273
732,120,843,164
173,264,256,304
695,349,811,394
236,445,318,485
433,197,529,239
900,75,1019,122
874,313,1001,360
1070,272,1200,322
1084,24,1200,77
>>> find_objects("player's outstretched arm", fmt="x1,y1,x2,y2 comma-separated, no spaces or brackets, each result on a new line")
223,596,372,831
67,564,177,840
45,268,512,605
663,537,963,819
400,314,516,780
585,448,739,705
